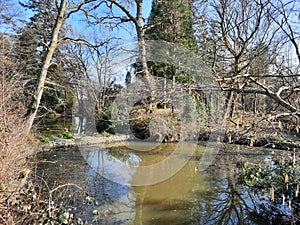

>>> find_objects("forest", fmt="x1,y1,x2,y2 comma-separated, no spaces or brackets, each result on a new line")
1,0,300,223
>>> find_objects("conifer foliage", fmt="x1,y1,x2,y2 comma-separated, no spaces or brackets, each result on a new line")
147,0,197,52
145,0,197,81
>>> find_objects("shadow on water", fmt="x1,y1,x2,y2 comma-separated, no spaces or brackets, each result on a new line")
37,143,299,224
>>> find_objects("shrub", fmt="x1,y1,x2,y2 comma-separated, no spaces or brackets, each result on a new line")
57,131,73,139
39,134,56,142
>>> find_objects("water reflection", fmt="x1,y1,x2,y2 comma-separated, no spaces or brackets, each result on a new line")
81,142,200,186
196,154,257,225
38,143,294,224
82,147,140,185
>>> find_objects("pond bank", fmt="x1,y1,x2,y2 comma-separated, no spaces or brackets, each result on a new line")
225,133,300,151
39,134,131,152
39,131,300,152
198,129,300,151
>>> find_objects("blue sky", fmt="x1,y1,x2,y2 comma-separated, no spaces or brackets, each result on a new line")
1,0,153,85
68,0,152,42
10,0,152,41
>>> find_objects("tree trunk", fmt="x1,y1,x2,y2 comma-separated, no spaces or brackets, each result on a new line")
135,1,149,78
229,92,237,118
27,0,66,131
253,93,257,114
224,91,233,119
136,2,156,110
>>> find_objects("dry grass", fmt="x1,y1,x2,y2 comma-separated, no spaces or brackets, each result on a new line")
0,50,38,223
0,36,85,224
0,113,35,191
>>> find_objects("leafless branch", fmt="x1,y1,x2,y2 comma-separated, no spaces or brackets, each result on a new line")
59,37,107,48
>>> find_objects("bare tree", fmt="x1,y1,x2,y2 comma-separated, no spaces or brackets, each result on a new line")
0,0,22,32
194,0,300,121
26,0,107,131
269,0,300,64
26,0,68,131
85,0,165,93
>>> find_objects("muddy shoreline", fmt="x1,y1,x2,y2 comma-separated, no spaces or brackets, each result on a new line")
198,130,300,151
39,134,131,151
39,131,300,152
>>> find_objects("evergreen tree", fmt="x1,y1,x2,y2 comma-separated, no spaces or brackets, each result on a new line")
17,0,57,77
147,0,197,52
145,0,197,82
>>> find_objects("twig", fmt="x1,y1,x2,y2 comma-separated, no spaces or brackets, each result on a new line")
48,183,83,218
38,160,58,164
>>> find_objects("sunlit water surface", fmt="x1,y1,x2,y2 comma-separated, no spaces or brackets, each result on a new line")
38,142,297,224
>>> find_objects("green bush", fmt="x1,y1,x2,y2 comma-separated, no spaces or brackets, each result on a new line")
57,131,73,139
100,131,111,137
39,135,56,143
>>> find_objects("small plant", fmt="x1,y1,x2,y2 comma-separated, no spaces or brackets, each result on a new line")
237,153,300,223
57,131,73,139
58,203,74,224
100,131,111,137
248,133,256,138
39,135,56,143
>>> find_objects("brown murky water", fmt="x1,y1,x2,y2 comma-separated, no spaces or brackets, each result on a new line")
38,143,298,224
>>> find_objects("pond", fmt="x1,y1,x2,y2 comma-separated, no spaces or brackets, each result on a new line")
37,142,299,224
